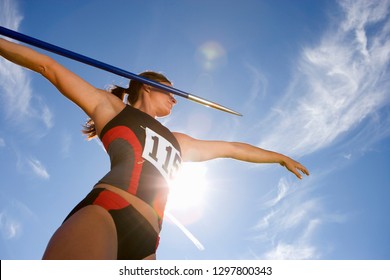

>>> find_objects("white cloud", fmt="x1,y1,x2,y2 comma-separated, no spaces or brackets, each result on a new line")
0,0,53,131
0,212,22,239
279,199,319,230
0,0,23,30
27,158,50,180
249,1,390,259
265,177,289,208
0,195,38,241
242,64,268,111
257,0,390,157
253,178,323,259
264,242,318,260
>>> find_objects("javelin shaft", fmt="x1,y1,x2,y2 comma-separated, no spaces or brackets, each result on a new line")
0,26,242,116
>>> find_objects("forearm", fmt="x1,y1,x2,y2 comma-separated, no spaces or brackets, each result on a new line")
229,142,309,179
175,133,288,164
0,38,50,74
229,142,287,164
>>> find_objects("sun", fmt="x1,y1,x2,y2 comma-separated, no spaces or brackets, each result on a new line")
166,162,209,212
165,163,208,249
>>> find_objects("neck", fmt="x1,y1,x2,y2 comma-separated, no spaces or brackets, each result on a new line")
133,101,157,119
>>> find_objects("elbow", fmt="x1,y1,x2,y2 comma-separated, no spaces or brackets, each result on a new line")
37,64,47,76
37,56,56,78
229,142,247,160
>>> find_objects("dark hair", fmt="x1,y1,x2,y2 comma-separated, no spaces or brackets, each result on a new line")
82,71,171,140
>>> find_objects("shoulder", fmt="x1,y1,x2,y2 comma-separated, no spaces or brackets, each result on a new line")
172,132,198,148
172,132,190,141
91,91,127,136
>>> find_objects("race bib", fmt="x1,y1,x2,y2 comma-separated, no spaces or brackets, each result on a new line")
143,127,182,182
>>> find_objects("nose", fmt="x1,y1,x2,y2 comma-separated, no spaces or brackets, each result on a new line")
169,93,177,105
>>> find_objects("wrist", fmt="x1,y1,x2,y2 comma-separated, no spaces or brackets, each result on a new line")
278,154,288,166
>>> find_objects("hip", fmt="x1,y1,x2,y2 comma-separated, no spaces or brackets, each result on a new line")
93,183,160,233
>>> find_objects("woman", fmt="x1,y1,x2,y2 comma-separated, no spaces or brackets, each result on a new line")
0,38,309,260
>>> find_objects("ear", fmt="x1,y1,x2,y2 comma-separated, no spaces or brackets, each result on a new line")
142,84,151,93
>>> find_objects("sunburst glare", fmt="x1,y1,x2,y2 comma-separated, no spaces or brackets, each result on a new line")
167,163,209,212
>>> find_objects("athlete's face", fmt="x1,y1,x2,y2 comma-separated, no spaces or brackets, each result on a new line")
148,82,177,117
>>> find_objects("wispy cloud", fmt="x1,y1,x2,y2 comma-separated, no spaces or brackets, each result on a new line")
251,0,390,259
0,211,22,239
252,177,322,259
0,0,22,30
27,158,50,180
242,63,268,112
264,240,318,260
257,0,390,157
14,149,50,180
262,214,321,260
252,174,348,260
0,0,53,132
0,195,38,241
264,177,289,208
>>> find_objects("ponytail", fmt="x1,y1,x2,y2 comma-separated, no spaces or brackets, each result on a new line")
110,85,128,101
81,118,97,140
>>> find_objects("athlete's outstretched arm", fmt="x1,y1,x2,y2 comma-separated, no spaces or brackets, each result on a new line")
173,132,309,179
0,38,118,121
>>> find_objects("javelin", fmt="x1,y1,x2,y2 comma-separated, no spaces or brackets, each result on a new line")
0,26,242,116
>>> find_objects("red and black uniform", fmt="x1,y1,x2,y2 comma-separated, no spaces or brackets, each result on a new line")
64,105,182,259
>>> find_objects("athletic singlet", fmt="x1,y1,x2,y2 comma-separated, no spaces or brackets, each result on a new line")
96,105,182,227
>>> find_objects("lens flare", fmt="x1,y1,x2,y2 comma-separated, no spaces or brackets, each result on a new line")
196,41,227,71
167,163,208,212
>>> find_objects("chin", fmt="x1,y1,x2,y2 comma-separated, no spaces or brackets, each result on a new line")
157,110,172,118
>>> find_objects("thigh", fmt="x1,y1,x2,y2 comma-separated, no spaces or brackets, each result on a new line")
42,205,117,260
143,254,156,260
111,204,159,260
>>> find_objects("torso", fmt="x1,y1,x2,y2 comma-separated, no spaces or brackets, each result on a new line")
95,105,182,231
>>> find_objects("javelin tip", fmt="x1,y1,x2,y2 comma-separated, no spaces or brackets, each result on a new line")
188,94,243,116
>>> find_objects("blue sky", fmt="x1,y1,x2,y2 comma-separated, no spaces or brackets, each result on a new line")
1,0,390,260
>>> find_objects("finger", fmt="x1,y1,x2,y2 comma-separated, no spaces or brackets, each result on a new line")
299,165,310,176
290,167,303,179
295,170,303,179
293,165,310,179
294,162,309,176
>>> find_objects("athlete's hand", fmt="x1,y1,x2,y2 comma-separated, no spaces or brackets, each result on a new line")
280,157,310,179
